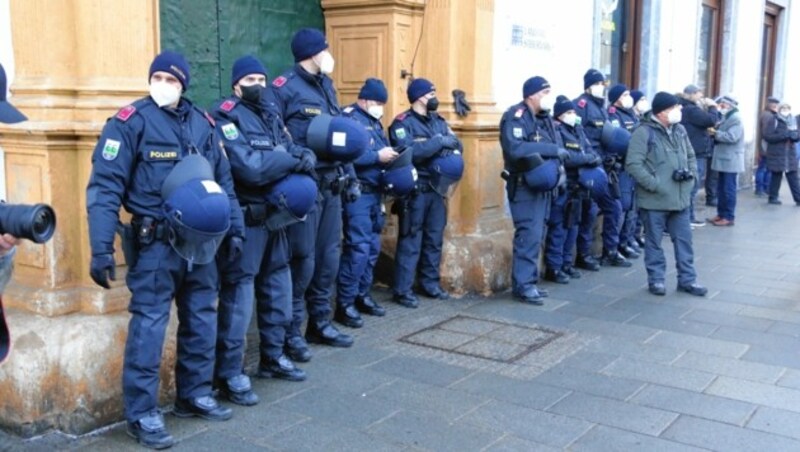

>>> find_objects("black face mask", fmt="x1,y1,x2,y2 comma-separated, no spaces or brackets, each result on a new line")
240,84,262,105
426,97,439,112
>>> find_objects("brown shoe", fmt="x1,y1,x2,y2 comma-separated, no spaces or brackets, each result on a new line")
711,218,734,227
707,216,721,223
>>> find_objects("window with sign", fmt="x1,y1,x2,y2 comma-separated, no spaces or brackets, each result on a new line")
696,0,724,95
597,0,642,87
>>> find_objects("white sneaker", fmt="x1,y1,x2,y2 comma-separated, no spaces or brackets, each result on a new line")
690,220,706,228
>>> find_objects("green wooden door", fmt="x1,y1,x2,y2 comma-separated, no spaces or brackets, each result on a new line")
160,0,324,109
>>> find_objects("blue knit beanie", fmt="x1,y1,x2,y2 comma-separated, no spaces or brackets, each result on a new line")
522,76,550,98
231,56,267,87
407,78,435,103
583,69,605,90
359,78,388,103
291,28,328,62
149,50,191,91
553,95,575,118
630,90,645,104
608,84,629,105
651,92,680,115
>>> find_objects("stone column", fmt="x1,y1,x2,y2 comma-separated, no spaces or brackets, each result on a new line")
0,0,162,436
323,0,511,295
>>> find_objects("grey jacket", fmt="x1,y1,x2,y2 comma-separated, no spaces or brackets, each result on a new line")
711,109,745,173
625,113,697,211
0,247,15,294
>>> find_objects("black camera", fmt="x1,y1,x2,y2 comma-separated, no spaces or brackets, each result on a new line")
672,169,694,182
0,202,57,244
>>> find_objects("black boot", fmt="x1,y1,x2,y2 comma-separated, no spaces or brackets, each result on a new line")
355,294,386,316
600,250,632,267
334,305,364,328
575,254,600,271
543,268,570,284
284,335,312,363
127,411,174,450
257,354,307,381
305,322,354,347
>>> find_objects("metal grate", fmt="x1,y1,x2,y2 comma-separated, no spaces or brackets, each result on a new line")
399,315,564,363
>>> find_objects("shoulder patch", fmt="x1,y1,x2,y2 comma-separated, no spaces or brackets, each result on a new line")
512,127,523,138
204,111,215,127
395,127,407,139
577,99,587,108
272,76,287,87
221,123,239,140
220,100,236,112
608,106,617,114
514,108,524,118
102,139,121,160
116,105,136,122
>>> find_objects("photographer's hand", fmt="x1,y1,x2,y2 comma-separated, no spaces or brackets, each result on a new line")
0,234,18,258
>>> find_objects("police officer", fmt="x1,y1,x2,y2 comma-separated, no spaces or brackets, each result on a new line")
336,78,398,326
544,96,603,283
607,83,641,259
573,69,631,268
499,76,568,305
389,78,463,308
269,28,354,351
87,51,244,449
212,56,315,400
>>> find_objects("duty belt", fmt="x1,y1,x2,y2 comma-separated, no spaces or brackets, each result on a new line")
131,216,169,245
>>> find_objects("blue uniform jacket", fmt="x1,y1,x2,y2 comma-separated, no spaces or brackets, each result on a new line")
388,109,462,180
86,97,245,255
499,101,564,171
556,122,600,181
342,103,391,188
211,96,309,205
267,64,356,179
573,93,608,155
607,105,639,132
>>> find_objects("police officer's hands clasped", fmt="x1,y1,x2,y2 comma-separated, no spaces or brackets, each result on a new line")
90,253,116,289
441,134,460,150
226,236,243,263
294,150,316,174
556,148,571,163
377,146,399,163
343,179,361,203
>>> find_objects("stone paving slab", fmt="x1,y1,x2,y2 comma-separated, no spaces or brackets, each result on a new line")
745,406,800,440
661,415,800,451
548,392,679,436
671,350,785,384
630,384,756,426
570,425,707,452
601,356,717,392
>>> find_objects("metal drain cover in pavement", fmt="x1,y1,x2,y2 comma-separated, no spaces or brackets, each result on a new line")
399,315,563,363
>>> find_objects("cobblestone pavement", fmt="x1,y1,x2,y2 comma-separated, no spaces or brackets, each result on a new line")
4,187,800,451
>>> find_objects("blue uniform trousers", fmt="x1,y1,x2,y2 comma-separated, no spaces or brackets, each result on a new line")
288,185,342,332
716,172,737,221
123,241,218,422
217,225,291,374
544,190,578,270
393,188,447,296
337,192,384,306
639,208,697,286
578,185,621,255
576,200,598,257
508,186,549,295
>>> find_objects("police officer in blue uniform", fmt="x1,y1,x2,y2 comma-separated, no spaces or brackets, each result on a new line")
544,96,603,283
86,51,244,449
212,56,316,399
573,69,631,269
607,83,642,258
499,76,568,305
336,78,399,326
389,78,462,308
269,28,355,352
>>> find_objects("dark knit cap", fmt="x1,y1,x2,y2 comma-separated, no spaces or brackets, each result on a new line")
407,78,435,103
231,56,267,87
522,76,550,98
149,50,190,91
630,90,645,104
553,95,575,118
608,84,629,105
651,92,680,115
583,69,605,89
359,78,388,103
291,28,328,62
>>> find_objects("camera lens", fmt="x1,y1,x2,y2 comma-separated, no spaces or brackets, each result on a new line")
0,203,57,244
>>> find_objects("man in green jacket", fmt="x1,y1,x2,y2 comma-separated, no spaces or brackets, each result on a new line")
625,92,707,297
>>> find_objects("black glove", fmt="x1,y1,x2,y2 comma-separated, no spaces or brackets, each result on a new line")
790,130,800,142
294,150,316,174
557,148,570,163
441,134,460,150
452,89,472,118
344,180,361,203
226,236,243,263
90,253,116,289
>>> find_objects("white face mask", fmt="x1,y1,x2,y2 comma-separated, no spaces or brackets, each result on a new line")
780,109,791,117
367,104,384,120
314,51,335,75
667,108,682,124
636,100,650,112
560,112,578,127
620,96,634,109
539,93,556,112
150,81,181,107
590,84,605,99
